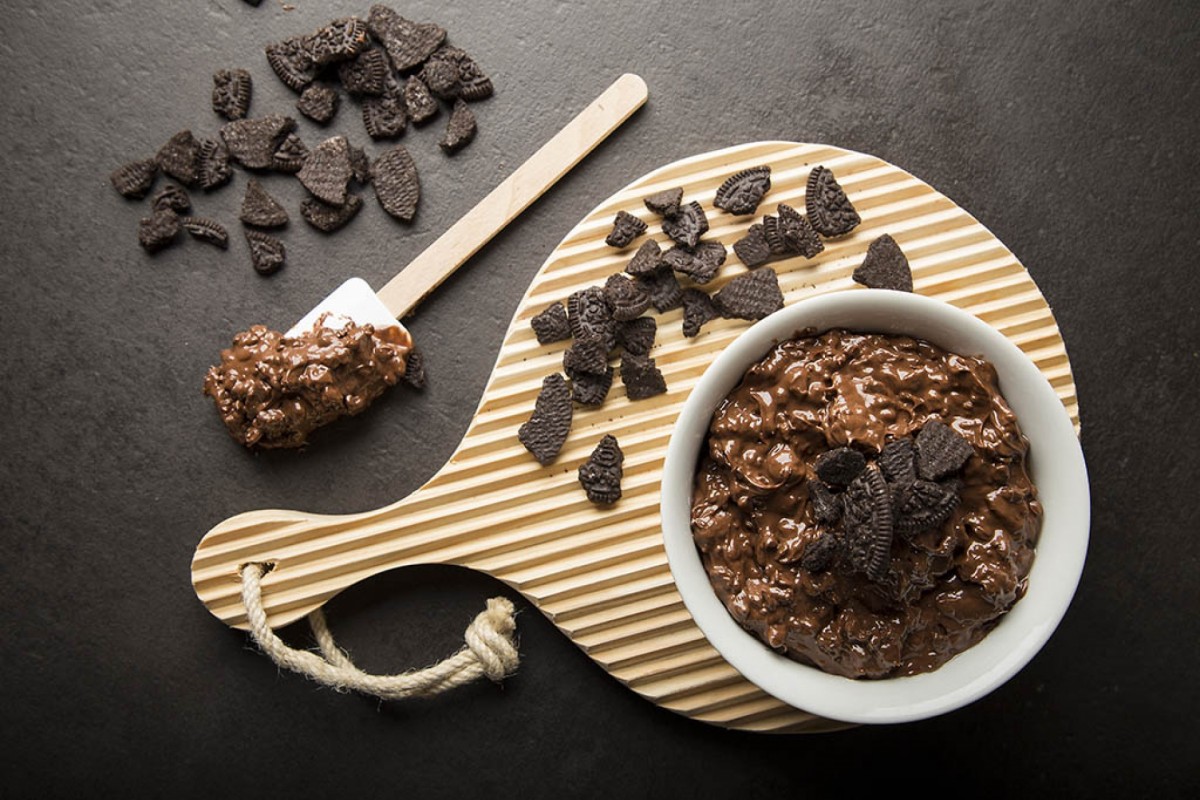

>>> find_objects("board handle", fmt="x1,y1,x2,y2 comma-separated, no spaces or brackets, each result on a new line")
377,73,649,318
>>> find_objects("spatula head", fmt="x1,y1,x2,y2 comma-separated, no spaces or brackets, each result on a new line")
286,277,406,337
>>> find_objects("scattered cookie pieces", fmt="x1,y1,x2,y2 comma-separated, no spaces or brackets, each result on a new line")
212,69,252,120
579,435,624,505
265,36,317,92
245,230,286,275
110,158,159,199
664,240,726,284
915,419,973,480
222,115,297,170
151,184,191,214
603,273,651,321
304,17,372,66
198,139,233,190
621,353,666,400
643,187,682,217
615,317,656,356
563,333,610,376
713,267,783,320
367,4,446,72
606,210,647,249
370,144,420,221
732,224,771,268
814,447,867,487
569,366,614,407
518,373,573,465
361,77,408,139
297,85,340,123
300,194,363,233
271,133,309,173
181,217,229,249
404,76,439,123
625,239,663,276
298,136,353,206
439,99,476,153
338,48,389,96
764,204,823,259
239,178,289,228
567,286,616,349
662,201,708,249
530,302,571,344
156,130,201,186
638,266,683,313
853,234,912,292
138,210,180,253
681,288,718,338
806,165,861,237
714,166,771,215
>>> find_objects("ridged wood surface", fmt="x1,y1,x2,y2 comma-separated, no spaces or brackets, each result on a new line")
192,142,1079,733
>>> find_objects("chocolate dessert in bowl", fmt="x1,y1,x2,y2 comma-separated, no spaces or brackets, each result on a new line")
660,291,1089,724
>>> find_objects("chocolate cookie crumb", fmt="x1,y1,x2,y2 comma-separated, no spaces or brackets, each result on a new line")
245,230,285,275
530,302,571,344
297,85,340,123
662,200,708,249
814,447,867,486
371,144,420,221
713,267,784,320
625,239,664,276
518,373,573,465
603,273,652,321
156,130,201,186
806,165,861,237
616,317,656,355
606,210,647,248
239,178,289,228
643,187,682,217
181,217,229,249
568,364,614,406
714,166,771,215
212,69,252,120
110,158,158,199
681,288,718,338
578,434,624,505
853,234,912,292
138,210,180,253
439,100,476,153
621,353,667,400
732,224,771,268
915,419,973,480
300,194,363,233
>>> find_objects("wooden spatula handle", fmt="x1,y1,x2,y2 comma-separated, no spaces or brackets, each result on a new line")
377,73,648,318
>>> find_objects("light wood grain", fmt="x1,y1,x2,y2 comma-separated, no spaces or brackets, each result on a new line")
192,142,1080,733
377,73,649,318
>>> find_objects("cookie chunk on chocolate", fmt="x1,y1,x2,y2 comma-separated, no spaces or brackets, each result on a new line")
915,419,973,480
842,467,894,581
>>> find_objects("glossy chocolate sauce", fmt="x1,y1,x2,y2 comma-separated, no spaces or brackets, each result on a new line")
690,330,1041,678
203,314,413,449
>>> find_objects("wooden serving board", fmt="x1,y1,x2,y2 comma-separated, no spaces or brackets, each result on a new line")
192,142,1079,733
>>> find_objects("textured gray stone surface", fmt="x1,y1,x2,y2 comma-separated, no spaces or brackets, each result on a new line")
1,0,1197,794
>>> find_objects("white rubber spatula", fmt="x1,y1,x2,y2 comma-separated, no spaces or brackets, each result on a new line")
285,74,648,337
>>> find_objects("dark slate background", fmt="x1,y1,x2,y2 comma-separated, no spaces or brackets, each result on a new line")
2,0,1197,796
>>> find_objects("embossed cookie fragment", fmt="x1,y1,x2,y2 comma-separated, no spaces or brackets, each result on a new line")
265,36,317,92
606,210,647,249
297,85,340,124
603,273,651,321
401,346,427,389
714,166,771,215
563,333,610,376
530,302,571,345
301,194,363,233
814,447,867,487
567,286,616,349
800,531,841,572
807,479,842,524
370,144,420,221
298,136,353,206
763,204,823,258
151,184,190,214
198,138,233,190
806,165,861,237
367,4,446,72
181,217,229,249
404,76,439,124
681,288,718,338
893,479,960,537
915,419,973,480
138,210,180,253
733,223,771,268
662,201,708,249
879,439,917,485
615,317,656,356
518,373,573,465
713,267,784,320
620,353,667,400
110,158,158,199
156,130,201,186
245,230,286,275
842,467,893,581
361,77,408,139
638,266,684,313
239,178,288,228
643,187,682,217
439,100,476,154
271,133,309,174
625,239,663,276
852,234,912,292
304,17,371,66
569,366,614,407
212,69,252,120
221,115,297,169
338,48,389,96
578,435,624,505
663,241,726,284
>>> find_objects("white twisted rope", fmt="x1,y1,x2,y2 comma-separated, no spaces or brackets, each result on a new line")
239,563,520,700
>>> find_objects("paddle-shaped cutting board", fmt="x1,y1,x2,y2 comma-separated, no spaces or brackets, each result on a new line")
192,142,1079,733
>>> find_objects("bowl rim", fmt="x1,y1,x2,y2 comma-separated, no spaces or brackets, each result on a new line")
660,290,1090,725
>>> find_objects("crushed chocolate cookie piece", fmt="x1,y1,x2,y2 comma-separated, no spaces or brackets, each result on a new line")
853,234,912,293
563,333,610,376
348,145,371,183
370,144,420,221
807,479,842,524
300,194,363,233
420,57,460,100
439,99,476,154
603,273,652,321
197,138,233,190
806,165,861,237
664,240,726,284
915,419,973,480
297,85,339,123
265,36,317,92
567,286,616,349
732,224,771,268
455,51,494,101
151,184,190,214
842,467,893,582
361,76,408,139
569,365,614,406
893,479,960,538
401,345,426,389
530,302,571,344
681,288,718,337
518,373,573,465
271,133,309,174
138,209,180,253
578,435,624,504
239,178,288,228
203,315,413,449
181,216,229,248
643,187,682,217
245,230,285,275
221,114,297,170
662,200,708,249
800,531,841,573
815,447,867,487
606,210,647,249
367,4,446,73
212,68,252,120
625,239,663,276
155,130,201,186
304,17,371,66
879,439,917,485
713,267,784,320
404,76,439,124
714,166,771,215
766,204,823,258
616,317,656,355
621,353,666,400
110,158,158,199
298,135,353,206
638,266,684,313
338,48,389,96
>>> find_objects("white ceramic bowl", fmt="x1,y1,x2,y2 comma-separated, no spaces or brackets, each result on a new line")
661,291,1090,725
